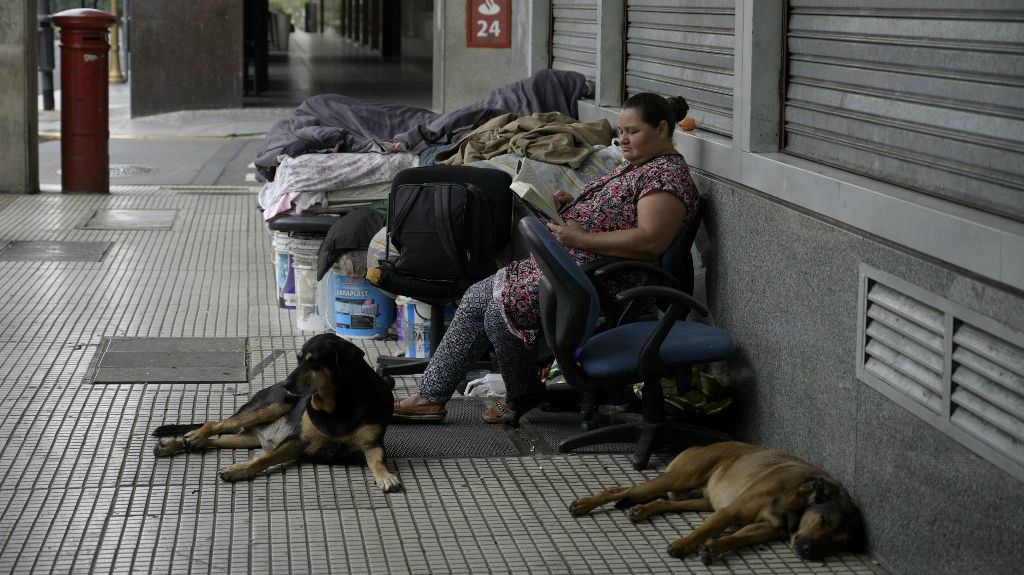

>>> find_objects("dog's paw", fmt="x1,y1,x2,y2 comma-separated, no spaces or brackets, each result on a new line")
152,438,183,457
569,499,592,517
182,430,208,451
218,463,254,482
374,472,402,493
698,543,713,565
667,538,698,559
627,506,645,523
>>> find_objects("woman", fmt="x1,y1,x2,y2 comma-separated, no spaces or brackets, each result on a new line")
394,92,698,424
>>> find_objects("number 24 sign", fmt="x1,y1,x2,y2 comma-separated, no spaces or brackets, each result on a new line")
467,0,511,48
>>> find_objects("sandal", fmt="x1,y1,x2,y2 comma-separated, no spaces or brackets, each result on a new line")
393,396,447,423
480,392,545,427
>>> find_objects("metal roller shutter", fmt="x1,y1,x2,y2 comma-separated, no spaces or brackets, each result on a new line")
624,0,735,137
551,0,599,82
785,1,1024,221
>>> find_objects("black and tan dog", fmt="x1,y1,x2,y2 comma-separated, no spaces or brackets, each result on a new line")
570,441,862,563
152,333,401,492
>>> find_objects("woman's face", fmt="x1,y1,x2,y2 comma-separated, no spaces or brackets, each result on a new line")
618,107,670,165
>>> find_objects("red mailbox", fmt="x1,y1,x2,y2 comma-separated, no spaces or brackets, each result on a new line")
52,9,116,194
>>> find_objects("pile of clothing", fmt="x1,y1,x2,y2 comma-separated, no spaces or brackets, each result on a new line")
255,69,615,221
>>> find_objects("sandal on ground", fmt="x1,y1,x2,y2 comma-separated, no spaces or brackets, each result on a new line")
481,393,545,427
392,397,447,423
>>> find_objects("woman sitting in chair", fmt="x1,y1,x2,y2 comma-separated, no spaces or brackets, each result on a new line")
393,92,699,424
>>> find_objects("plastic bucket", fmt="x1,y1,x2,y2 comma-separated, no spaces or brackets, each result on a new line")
289,235,324,331
272,231,295,309
394,295,411,346
334,271,394,339
401,299,455,358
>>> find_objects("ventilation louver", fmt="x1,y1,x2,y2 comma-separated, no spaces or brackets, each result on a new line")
858,264,1024,481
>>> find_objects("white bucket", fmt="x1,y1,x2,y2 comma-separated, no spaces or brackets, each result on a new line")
400,299,455,358
271,231,295,309
288,235,325,332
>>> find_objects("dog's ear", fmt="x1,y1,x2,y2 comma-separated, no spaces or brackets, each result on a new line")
799,477,835,504
333,341,366,368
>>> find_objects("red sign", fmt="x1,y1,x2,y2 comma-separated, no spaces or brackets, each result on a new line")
466,0,511,48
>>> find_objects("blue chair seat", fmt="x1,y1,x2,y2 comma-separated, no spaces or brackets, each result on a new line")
576,320,732,378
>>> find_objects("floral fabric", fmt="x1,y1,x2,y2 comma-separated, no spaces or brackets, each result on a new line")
499,153,699,342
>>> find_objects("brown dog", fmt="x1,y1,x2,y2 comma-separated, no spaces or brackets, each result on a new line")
569,441,863,563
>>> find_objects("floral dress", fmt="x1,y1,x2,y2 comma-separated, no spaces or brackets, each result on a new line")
496,153,699,343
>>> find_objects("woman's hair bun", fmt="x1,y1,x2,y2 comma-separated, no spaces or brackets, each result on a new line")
667,96,689,122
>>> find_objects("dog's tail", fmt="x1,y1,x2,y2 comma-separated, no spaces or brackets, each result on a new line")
151,423,203,437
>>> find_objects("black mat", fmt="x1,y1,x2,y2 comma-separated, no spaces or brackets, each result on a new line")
386,399,522,458
523,409,636,454
88,337,249,383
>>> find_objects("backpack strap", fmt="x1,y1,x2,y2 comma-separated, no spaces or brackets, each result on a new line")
388,183,423,253
434,183,465,277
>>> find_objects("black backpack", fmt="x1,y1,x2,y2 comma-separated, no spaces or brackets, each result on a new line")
381,181,496,297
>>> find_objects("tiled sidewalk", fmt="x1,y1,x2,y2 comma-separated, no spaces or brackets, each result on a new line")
0,187,886,574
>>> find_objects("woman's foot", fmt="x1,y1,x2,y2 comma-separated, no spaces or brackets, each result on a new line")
393,394,447,423
480,393,545,427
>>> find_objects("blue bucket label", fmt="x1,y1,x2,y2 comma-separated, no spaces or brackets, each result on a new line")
334,273,393,337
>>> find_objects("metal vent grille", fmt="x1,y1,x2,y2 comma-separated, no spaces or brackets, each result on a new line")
863,283,945,414
858,264,1024,481
951,325,1024,467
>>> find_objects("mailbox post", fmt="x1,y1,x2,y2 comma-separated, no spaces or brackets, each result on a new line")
52,9,116,194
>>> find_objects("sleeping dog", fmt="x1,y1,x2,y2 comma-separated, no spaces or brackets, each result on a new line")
152,333,401,492
570,441,863,563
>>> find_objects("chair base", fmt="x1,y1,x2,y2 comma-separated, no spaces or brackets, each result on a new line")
556,415,732,470
376,356,431,376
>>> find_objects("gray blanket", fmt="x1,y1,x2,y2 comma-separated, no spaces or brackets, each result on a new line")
254,69,587,182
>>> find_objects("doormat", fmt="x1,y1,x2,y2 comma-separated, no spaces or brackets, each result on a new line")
84,209,176,230
0,241,111,262
87,337,248,384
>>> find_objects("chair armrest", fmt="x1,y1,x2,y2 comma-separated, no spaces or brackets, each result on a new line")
615,285,708,317
593,261,680,289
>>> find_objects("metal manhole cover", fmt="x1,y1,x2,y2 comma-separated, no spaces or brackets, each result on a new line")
56,164,153,177
85,209,176,230
0,241,111,262
88,337,249,384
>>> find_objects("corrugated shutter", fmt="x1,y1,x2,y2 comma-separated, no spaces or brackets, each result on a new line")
551,0,599,82
624,0,735,137
785,2,1024,222
857,264,1024,482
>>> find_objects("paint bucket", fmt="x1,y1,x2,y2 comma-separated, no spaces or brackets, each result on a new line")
289,235,325,332
272,231,295,309
394,295,411,346
334,269,394,339
401,299,455,358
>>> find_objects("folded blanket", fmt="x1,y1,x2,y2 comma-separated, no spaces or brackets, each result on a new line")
436,112,613,168
258,152,419,220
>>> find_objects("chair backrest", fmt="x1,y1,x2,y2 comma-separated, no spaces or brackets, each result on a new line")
391,165,515,250
660,198,704,296
518,216,601,388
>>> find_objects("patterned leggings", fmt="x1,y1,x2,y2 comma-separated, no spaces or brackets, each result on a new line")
418,276,543,404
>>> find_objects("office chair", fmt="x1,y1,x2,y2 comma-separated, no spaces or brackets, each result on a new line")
519,215,732,470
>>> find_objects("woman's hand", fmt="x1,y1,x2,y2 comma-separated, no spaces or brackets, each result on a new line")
553,190,574,212
546,220,589,250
